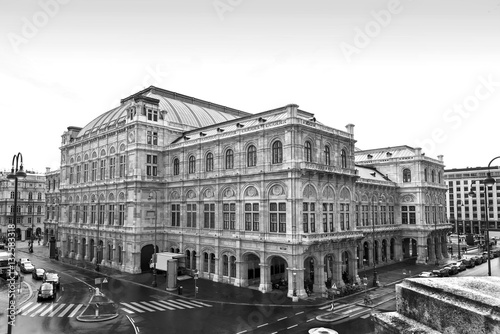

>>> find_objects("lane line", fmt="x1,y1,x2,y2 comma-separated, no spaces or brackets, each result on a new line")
287,324,298,330
257,323,268,328
130,301,156,312
169,300,194,309
150,300,176,311
186,299,212,307
40,304,55,317
121,302,145,313
31,305,49,317
138,301,164,312
277,317,287,321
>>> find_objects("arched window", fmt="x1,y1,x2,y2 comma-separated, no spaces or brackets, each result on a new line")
225,149,234,169
438,171,441,183
188,156,196,174
324,145,331,165
247,145,257,167
206,152,213,172
403,169,411,182
341,149,347,168
173,158,180,176
424,168,428,182
431,170,435,182
304,141,312,162
272,141,283,164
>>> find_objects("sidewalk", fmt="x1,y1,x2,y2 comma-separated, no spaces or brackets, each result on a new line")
13,240,486,309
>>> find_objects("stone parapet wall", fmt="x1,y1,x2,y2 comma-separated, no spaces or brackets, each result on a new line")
374,277,500,333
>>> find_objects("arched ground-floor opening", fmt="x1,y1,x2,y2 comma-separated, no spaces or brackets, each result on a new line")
241,253,261,288
402,238,418,259
141,244,155,272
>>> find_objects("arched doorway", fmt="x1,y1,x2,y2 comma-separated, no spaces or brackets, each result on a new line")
242,253,261,287
390,238,395,260
341,251,350,283
141,244,156,272
324,254,335,287
363,242,369,268
382,239,388,262
304,257,315,290
89,239,95,262
81,238,86,260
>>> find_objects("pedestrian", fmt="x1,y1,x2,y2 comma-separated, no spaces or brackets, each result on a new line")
329,301,334,311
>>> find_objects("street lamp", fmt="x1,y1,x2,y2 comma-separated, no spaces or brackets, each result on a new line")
435,205,440,266
7,153,27,334
372,198,379,287
92,197,101,272
29,196,35,253
148,191,158,287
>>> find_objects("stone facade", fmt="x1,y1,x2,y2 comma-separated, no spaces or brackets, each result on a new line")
52,86,451,299
0,171,46,242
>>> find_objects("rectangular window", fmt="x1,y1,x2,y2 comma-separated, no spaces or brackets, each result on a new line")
146,154,158,176
99,204,105,224
171,204,180,227
153,132,158,145
75,205,80,223
402,206,416,224
76,165,81,183
91,161,97,181
69,167,74,184
119,204,125,225
147,109,158,122
91,205,96,224
270,202,286,233
109,157,116,179
389,206,394,224
187,204,197,228
68,206,72,223
84,163,89,182
204,204,215,228
244,203,259,231
100,159,106,180
83,205,88,224
340,204,349,230
119,155,126,177
303,203,309,233
223,203,236,230
322,203,328,232
147,131,152,144
108,204,114,225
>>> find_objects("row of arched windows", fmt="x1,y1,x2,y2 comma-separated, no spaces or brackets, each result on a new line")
173,141,349,175
403,168,442,183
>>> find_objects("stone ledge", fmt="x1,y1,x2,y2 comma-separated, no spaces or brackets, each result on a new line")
373,312,441,334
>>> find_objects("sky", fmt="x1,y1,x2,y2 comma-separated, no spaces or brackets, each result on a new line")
1,0,500,174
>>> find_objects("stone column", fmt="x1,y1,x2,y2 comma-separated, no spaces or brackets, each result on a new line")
314,263,326,295
211,256,220,282
288,268,305,298
259,263,272,292
234,260,243,287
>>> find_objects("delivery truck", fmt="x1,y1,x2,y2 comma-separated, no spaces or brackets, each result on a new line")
150,252,187,275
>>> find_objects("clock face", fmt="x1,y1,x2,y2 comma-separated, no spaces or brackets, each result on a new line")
128,132,135,143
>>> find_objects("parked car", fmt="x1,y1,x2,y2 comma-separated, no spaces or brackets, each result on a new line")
1,269,19,280
493,249,500,257
482,252,494,260
20,261,35,273
43,271,60,290
37,282,56,302
432,268,450,277
461,257,475,268
32,268,46,280
445,265,459,275
418,271,437,278
450,261,466,272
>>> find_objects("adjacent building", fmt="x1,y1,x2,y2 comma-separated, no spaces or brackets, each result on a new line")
0,170,46,242
52,86,450,298
445,166,500,235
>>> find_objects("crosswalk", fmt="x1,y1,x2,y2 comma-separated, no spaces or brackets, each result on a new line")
317,302,371,319
16,298,212,318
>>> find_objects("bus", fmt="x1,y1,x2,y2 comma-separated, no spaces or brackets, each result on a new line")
0,250,12,278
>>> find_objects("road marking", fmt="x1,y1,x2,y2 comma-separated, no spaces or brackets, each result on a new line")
152,300,176,310
158,300,185,310
236,331,247,334
31,305,49,317
148,300,173,311
278,317,287,321
341,306,363,315
361,314,371,319
121,302,145,313
17,302,33,314
131,301,156,312
183,299,210,308
307,318,314,322
48,304,66,317
139,301,165,311
58,304,74,317
257,323,268,328
186,299,212,307
121,307,135,314
295,311,304,315
40,304,55,317
169,300,193,309
68,304,83,318
287,325,298,330
22,303,41,315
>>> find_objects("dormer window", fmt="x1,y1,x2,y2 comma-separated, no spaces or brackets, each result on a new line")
147,109,158,122
367,154,373,159
403,169,411,183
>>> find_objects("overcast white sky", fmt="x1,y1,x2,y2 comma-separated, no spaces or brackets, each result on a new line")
1,0,500,173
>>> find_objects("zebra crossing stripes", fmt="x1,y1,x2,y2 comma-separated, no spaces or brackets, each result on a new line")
119,299,212,314
16,298,212,318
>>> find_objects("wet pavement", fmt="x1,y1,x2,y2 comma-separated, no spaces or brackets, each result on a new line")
2,239,490,316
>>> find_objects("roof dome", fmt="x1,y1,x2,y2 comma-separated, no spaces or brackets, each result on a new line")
77,86,249,138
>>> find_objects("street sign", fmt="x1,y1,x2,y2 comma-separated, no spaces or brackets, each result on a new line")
331,283,336,289
102,278,108,284
95,278,102,284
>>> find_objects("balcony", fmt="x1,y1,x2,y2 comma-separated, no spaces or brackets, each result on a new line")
301,230,364,244
300,162,358,177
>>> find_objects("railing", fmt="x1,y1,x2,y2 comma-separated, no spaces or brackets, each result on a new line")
300,162,358,176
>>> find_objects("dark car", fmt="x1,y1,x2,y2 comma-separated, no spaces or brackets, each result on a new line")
43,272,60,290
445,265,459,275
1,269,19,280
461,258,475,268
37,282,56,302
32,268,46,280
432,268,450,277
450,261,466,272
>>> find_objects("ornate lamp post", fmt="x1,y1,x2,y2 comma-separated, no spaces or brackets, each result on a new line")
148,191,158,287
7,153,27,334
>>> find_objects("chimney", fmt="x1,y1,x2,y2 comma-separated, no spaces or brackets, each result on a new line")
437,155,444,162
46,167,51,173
345,124,355,135
415,147,422,157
